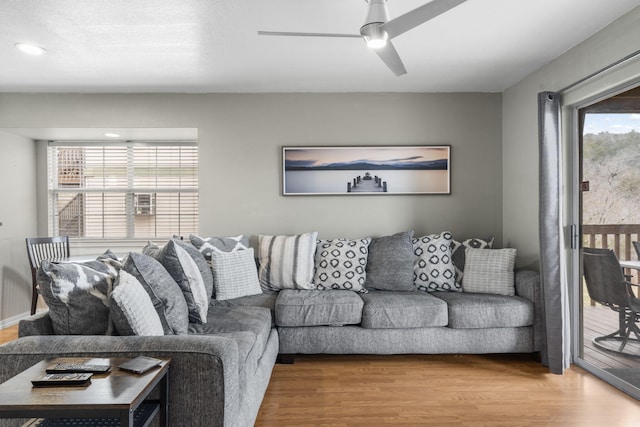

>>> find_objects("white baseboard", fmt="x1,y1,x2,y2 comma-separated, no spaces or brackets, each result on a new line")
0,309,46,329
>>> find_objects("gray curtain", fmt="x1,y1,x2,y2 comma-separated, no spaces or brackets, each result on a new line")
538,91,566,374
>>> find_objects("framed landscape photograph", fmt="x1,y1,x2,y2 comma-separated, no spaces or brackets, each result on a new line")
282,146,450,195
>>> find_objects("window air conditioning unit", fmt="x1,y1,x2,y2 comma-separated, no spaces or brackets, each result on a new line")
134,193,156,215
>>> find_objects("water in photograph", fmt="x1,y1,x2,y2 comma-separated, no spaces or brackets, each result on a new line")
285,169,449,194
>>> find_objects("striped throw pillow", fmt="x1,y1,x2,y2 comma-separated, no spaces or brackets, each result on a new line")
258,232,318,290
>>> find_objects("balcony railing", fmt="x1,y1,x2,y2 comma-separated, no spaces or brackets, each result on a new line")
582,224,640,261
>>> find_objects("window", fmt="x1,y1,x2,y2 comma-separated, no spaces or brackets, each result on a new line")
48,141,198,239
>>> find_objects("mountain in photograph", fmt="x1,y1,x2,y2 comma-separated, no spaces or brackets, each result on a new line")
285,158,448,171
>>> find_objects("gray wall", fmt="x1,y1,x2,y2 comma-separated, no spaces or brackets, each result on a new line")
502,7,640,269
0,92,503,320
0,131,37,323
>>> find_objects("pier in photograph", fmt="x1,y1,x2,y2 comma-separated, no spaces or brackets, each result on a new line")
347,173,388,193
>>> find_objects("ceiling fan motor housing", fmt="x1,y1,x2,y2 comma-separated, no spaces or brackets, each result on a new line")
360,0,390,47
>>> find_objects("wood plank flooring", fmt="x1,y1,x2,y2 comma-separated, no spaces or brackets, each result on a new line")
256,354,640,427
2,321,639,426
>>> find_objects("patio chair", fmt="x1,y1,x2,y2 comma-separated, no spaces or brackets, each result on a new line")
583,247,640,356
25,236,70,315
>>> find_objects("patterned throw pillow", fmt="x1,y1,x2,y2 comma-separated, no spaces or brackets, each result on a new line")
211,248,262,301
412,232,458,292
37,251,121,335
143,240,210,325
313,238,371,292
463,248,517,295
258,232,318,291
110,270,164,336
451,237,495,285
189,234,250,259
365,231,415,291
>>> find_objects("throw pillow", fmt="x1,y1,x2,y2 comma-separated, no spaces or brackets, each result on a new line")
37,251,121,335
413,231,458,292
463,248,517,296
258,232,318,291
210,248,262,301
313,238,371,293
143,240,210,324
121,252,189,335
110,270,164,336
451,237,495,285
189,234,250,258
365,231,415,291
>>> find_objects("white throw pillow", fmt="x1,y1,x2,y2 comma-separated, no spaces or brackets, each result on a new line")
413,231,458,292
212,248,263,301
313,238,371,293
110,270,164,336
258,232,318,291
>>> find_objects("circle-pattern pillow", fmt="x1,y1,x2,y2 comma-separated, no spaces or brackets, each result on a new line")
313,238,371,292
412,231,458,292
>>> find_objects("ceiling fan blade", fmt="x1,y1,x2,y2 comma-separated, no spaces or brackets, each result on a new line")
257,31,360,39
382,0,467,39
373,41,407,76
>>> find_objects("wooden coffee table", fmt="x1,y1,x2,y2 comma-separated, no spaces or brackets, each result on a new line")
0,357,170,427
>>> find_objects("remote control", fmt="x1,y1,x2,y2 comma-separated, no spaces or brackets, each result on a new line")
32,373,92,387
46,362,111,374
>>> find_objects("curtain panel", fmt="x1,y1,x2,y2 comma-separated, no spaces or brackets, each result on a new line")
538,91,567,374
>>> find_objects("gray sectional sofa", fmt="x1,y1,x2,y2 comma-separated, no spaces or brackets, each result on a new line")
0,232,541,427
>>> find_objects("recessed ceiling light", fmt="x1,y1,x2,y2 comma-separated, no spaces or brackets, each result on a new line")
104,132,121,138
15,42,47,56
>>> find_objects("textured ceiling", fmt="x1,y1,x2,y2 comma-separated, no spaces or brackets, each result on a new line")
0,0,639,93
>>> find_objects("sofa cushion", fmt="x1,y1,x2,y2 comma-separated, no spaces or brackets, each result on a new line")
451,237,494,285
413,231,458,292
360,291,448,329
210,248,262,301
463,248,517,296
189,305,272,360
258,232,318,291
365,231,415,291
143,240,211,324
122,252,189,335
210,291,279,326
313,238,371,292
37,251,121,335
432,291,534,329
110,270,164,336
275,289,363,327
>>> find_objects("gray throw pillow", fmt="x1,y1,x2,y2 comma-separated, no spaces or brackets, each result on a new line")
463,248,517,295
365,231,415,291
451,237,495,285
110,270,164,336
37,251,121,335
122,252,189,335
189,234,250,259
143,240,211,324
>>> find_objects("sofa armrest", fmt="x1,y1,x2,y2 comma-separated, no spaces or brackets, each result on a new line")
18,311,54,337
514,269,542,351
0,334,241,427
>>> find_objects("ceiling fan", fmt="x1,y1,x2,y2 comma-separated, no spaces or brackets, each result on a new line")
257,0,468,76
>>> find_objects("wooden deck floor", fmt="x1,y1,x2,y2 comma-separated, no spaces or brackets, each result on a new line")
583,304,640,369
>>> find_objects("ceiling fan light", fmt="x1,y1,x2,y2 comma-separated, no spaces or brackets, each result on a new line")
361,24,388,49
15,42,47,56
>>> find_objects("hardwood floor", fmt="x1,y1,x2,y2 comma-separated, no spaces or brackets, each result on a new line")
256,354,640,426
1,324,638,426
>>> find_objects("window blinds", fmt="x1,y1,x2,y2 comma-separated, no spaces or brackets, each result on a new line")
48,141,198,239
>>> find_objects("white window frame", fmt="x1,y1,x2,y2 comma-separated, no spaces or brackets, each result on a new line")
47,140,198,241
